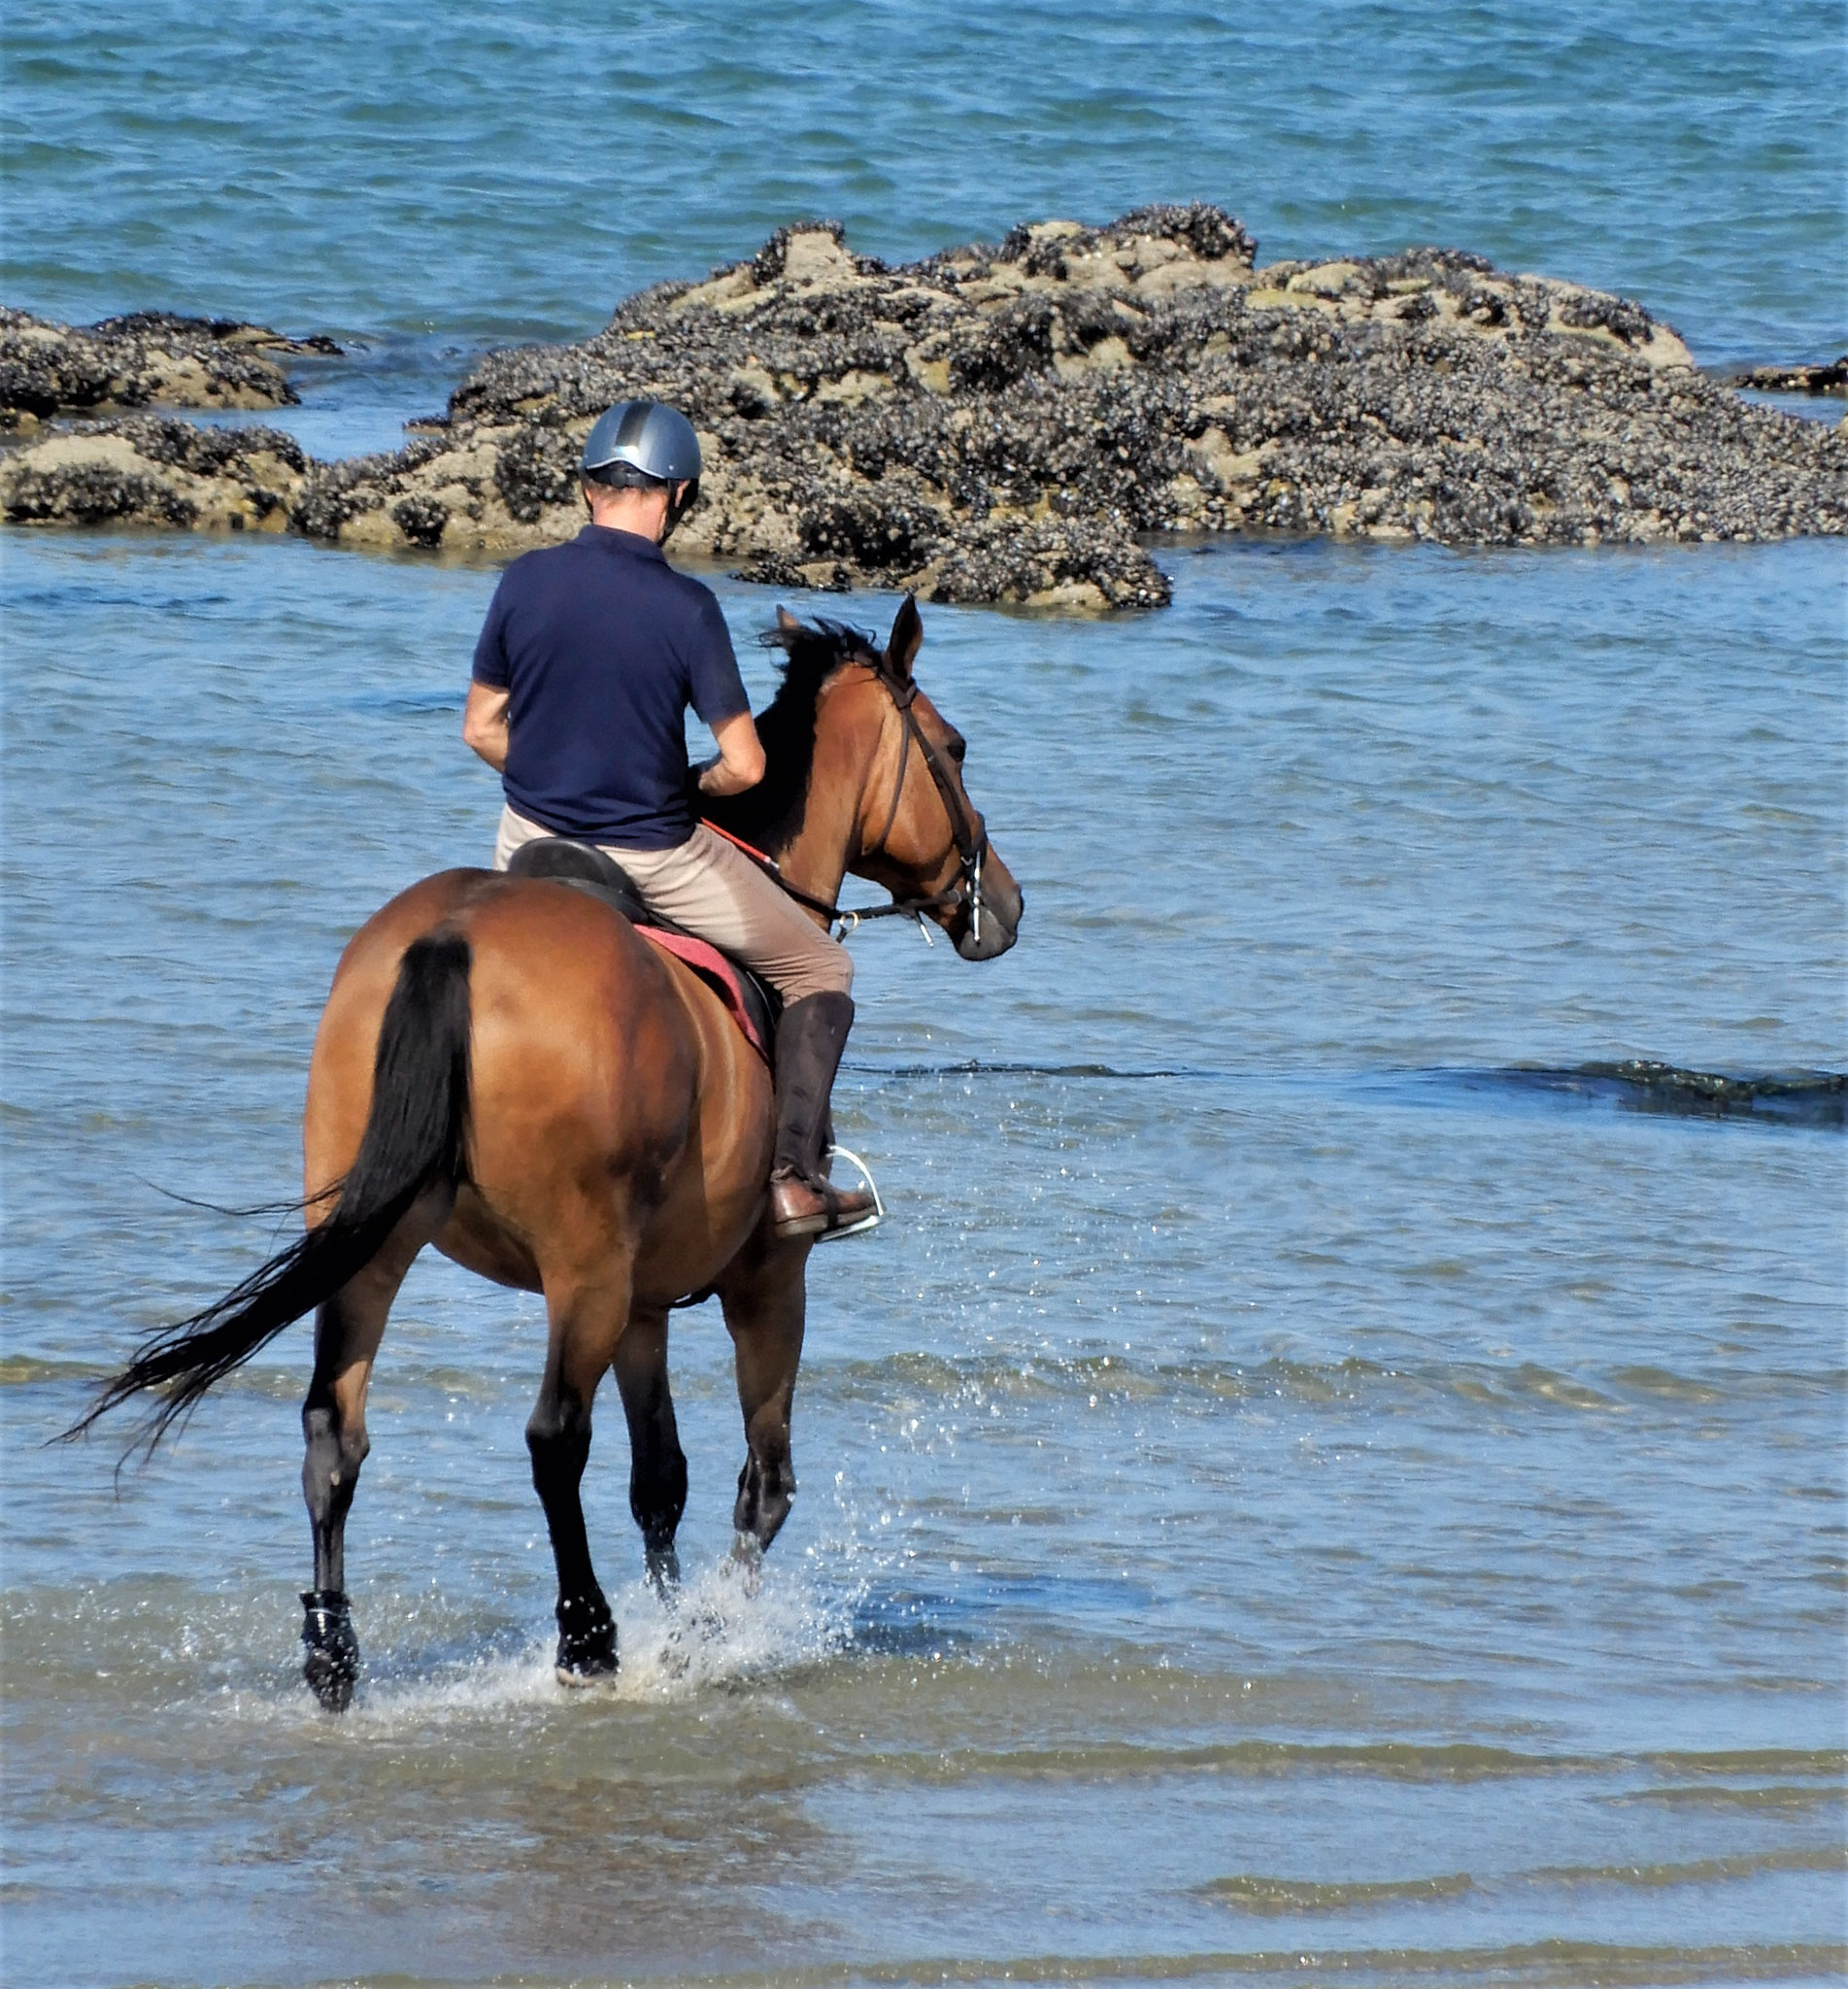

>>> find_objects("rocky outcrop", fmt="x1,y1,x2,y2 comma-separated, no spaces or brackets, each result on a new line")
0,417,308,530
0,309,338,429
1728,356,1847,396
4,210,1843,607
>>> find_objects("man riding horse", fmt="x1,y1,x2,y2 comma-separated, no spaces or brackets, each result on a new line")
461,399,877,1242
71,402,1024,1707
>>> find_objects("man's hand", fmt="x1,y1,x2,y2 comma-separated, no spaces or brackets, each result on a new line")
698,710,766,796
463,681,511,772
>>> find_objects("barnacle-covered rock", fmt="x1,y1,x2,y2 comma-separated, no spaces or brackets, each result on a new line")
4,209,1841,602
0,417,309,531
0,309,338,429
315,205,1838,597
1728,356,1846,396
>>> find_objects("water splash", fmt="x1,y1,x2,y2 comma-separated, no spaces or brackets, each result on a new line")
614,1552,860,1700
212,1549,862,1732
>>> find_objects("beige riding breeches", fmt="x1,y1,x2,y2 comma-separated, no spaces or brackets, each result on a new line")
492,804,852,1002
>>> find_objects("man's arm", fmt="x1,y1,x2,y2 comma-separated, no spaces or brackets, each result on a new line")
698,710,766,795
462,681,512,772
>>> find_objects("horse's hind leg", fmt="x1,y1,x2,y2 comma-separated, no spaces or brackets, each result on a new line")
300,1189,448,1711
719,1235,810,1558
611,1302,688,1593
528,1260,634,1683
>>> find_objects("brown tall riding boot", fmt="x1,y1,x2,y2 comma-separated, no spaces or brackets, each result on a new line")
768,992,878,1239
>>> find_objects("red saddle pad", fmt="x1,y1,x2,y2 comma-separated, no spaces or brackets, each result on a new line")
635,927,770,1060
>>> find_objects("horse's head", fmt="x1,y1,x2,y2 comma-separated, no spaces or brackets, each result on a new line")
834,595,1023,961
707,598,1023,961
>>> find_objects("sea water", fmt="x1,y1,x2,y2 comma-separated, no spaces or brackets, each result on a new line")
2,4,1844,1984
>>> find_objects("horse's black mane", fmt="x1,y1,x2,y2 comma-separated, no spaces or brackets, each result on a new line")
700,617,881,855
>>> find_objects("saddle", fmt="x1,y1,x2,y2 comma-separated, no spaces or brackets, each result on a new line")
504,837,780,1060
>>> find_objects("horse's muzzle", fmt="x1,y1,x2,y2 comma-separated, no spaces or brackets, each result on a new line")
955,860,1024,961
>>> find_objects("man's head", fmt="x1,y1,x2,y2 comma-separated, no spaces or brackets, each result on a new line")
581,400,702,543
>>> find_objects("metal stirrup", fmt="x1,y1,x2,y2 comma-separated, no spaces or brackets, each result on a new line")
817,1146,884,1242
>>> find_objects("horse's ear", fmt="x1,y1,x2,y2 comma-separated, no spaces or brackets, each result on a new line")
776,606,802,633
887,593,923,680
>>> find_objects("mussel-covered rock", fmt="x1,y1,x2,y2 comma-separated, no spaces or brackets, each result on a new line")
1728,356,1847,396
0,417,309,531
3,209,1842,606
0,308,338,429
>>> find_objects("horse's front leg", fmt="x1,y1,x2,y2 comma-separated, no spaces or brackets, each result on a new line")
611,1301,688,1592
718,1230,812,1556
528,1260,633,1684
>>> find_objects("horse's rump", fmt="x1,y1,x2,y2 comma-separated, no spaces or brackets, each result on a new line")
307,870,774,1301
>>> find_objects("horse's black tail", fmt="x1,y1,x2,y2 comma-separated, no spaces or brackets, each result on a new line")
66,930,473,1459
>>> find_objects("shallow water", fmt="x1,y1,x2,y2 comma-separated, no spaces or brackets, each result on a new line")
3,526,1842,1986
3,3,1847,1983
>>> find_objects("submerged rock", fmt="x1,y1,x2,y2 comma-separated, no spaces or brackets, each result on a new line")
4,210,1843,605
1519,1061,1846,1130
0,308,338,428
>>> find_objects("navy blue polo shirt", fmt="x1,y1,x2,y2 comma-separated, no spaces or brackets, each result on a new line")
471,525,751,849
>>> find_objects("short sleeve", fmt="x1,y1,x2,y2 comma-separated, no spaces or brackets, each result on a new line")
471,575,513,688
685,590,751,725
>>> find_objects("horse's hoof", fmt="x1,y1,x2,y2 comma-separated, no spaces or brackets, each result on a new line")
305,1648,355,1712
727,1533,764,1599
301,1588,358,1712
554,1658,619,1690
645,1544,682,1599
554,1589,616,1682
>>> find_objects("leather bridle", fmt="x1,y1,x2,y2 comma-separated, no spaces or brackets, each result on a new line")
846,657,991,943
717,654,991,945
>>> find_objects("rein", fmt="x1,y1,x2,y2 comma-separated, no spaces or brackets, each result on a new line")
704,656,989,944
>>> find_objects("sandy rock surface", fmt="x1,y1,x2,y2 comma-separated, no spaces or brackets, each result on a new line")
4,209,1842,606
0,309,337,428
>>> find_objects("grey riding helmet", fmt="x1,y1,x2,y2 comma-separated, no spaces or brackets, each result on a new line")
581,400,702,493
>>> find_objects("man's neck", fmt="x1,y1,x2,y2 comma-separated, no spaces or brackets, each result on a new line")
585,490,668,541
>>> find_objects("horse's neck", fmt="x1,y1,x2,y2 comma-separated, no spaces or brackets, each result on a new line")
772,684,870,917
775,788,855,921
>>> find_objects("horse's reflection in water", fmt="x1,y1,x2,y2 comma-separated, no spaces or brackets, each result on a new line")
72,597,1023,1708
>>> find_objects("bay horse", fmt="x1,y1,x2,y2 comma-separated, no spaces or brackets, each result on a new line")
71,594,1023,1709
